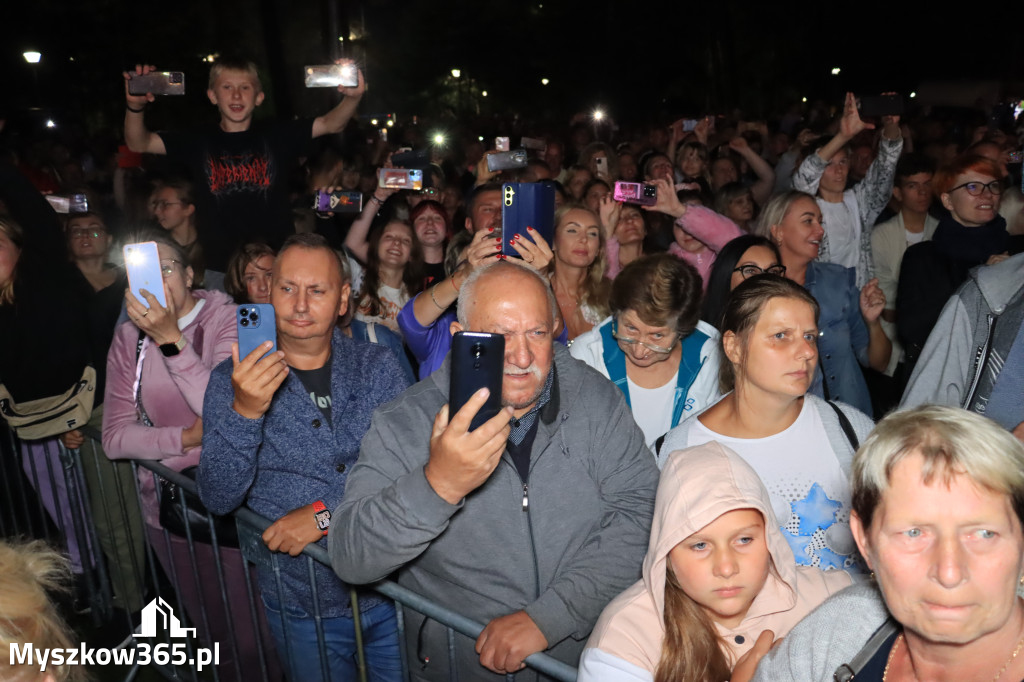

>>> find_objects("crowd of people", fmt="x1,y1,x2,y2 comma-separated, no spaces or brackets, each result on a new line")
3,53,1024,682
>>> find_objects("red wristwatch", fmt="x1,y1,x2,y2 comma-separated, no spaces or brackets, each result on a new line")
313,500,330,536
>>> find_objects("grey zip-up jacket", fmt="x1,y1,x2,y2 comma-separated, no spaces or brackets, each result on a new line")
901,251,1024,424
329,344,659,680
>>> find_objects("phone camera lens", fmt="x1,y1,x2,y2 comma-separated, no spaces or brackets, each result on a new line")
472,343,485,358
250,312,259,322
240,318,249,327
240,308,249,317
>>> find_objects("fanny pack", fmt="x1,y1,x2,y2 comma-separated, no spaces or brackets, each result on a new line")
0,366,97,440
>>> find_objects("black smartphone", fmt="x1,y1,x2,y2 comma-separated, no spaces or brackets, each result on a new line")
501,182,556,257
858,94,903,118
449,332,505,432
127,71,185,96
390,148,431,169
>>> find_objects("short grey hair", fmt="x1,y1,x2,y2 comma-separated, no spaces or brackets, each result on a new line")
456,260,558,328
852,405,1024,530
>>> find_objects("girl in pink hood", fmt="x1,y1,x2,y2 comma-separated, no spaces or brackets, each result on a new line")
578,441,851,682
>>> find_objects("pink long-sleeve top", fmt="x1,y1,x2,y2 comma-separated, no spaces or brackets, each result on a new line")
667,206,744,289
102,289,237,526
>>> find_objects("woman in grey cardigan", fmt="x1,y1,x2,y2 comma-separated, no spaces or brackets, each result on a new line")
752,405,1024,682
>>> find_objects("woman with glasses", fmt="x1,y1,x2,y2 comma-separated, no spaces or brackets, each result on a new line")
661,275,874,579
570,254,722,453
701,234,786,328
897,154,1015,372
102,232,266,681
151,178,214,289
754,191,890,417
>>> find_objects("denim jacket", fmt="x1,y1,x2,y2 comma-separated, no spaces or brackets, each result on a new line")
805,261,872,416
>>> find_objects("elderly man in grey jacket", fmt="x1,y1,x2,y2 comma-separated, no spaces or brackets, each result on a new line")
330,259,659,680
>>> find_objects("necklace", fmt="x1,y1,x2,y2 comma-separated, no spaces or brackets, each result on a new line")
882,631,1024,681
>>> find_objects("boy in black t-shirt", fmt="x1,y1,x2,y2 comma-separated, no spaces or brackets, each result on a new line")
123,57,366,269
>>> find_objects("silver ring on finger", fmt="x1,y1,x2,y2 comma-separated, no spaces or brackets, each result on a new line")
141,309,150,317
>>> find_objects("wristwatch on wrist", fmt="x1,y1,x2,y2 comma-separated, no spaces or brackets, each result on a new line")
159,335,187,357
313,500,331,535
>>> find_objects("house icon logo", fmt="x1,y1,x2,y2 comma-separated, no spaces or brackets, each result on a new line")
134,597,197,638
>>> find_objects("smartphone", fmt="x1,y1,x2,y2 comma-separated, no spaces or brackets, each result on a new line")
858,94,903,118
594,156,609,177
313,190,363,213
45,194,88,214
378,168,423,190
501,182,556,258
495,136,510,152
449,332,505,432
123,242,167,308
127,71,185,96
614,181,657,207
390,148,431,169
237,304,277,361
520,136,547,152
682,119,699,132
304,63,358,88
486,150,529,173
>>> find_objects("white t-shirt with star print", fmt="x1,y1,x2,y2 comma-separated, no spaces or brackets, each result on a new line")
687,399,858,576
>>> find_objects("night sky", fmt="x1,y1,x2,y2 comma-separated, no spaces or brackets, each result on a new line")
4,0,1024,138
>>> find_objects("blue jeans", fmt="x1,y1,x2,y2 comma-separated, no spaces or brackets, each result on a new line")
263,598,402,682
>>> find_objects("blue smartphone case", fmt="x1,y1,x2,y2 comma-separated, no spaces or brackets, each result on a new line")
123,241,168,308
500,182,556,258
237,304,277,361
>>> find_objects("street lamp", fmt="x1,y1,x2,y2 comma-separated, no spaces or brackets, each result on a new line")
23,51,42,107
451,68,461,79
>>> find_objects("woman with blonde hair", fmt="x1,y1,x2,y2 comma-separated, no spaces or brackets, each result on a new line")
549,204,610,340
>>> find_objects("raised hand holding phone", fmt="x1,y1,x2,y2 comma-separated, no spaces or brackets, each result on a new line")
425,385,513,505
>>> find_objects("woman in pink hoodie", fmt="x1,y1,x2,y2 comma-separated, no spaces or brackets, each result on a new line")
578,441,850,682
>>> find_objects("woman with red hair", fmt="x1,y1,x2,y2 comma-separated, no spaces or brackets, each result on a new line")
896,154,1017,371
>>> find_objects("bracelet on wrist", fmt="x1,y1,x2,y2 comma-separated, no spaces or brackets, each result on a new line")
429,284,447,311
126,104,147,114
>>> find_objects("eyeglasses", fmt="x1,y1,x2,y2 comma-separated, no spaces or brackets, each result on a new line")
152,200,183,210
159,259,182,278
70,228,104,239
949,180,1004,196
733,264,787,279
611,318,678,354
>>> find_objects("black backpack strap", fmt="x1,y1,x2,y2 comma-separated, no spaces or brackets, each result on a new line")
833,619,899,682
827,400,860,451
654,433,666,457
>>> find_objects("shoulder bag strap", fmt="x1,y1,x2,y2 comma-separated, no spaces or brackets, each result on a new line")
827,400,859,451
833,619,899,682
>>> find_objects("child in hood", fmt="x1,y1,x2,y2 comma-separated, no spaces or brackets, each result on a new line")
578,441,851,682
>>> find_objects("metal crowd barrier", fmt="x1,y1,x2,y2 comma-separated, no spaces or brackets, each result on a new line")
0,422,578,682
